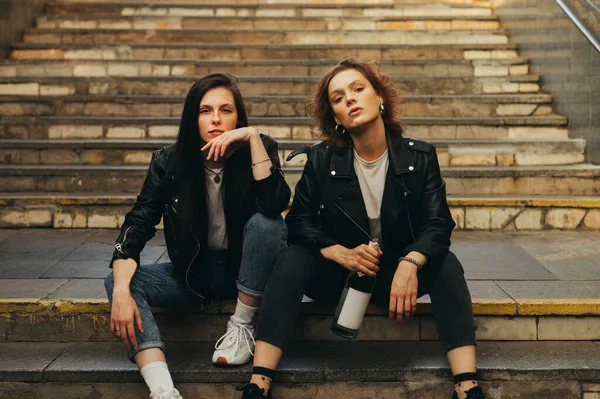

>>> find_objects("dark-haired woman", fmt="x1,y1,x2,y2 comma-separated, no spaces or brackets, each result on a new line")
104,73,291,399
237,58,484,399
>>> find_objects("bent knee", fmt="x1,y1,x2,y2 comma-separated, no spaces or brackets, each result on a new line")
273,245,315,275
244,213,287,241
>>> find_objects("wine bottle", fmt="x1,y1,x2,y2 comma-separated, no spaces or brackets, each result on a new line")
330,238,380,339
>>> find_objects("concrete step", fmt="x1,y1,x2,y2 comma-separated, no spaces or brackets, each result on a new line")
44,2,494,18
1,341,599,398
9,42,521,61
1,294,600,342
0,58,531,78
0,116,570,141
0,94,553,118
36,14,501,31
2,194,599,229
1,164,599,195
0,139,586,167
21,28,510,46
0,75,541,96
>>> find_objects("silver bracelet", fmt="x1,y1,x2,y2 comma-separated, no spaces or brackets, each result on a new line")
400,256,423,270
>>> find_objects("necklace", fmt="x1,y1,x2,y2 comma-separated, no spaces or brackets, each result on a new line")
204,166,224,184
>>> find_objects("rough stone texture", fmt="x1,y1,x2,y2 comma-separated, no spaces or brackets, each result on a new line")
545,209,587,229
490,208,520,229
514,209,544,230
508,127,569,140
496,104,537,116
584,210,600,229
465,208,492,229
87,214,119,229
450,207,465,229
0,343,67,382
538,317,600,340
106,127,145,139
48,125,103,139
39,85,75,96
303,316,419,341
0,83,39,95
148,125,178,138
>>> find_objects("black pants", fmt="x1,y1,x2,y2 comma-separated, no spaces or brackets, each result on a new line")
255,245,477,352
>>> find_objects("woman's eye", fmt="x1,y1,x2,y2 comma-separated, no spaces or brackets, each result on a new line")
200,109,210,114
355,87,363,92
334,97,343,103
222,109,232,113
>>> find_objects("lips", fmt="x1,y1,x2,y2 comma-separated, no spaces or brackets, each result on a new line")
349,107,362,117
209,130,224,135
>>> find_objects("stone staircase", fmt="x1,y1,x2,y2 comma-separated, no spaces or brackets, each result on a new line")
1,2,600,398
1,0,600,231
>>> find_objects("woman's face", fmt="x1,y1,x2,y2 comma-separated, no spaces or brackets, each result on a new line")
198,87,238,143
327,68,382,131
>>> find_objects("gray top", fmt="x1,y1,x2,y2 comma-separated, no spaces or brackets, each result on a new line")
205,166,228,250
353,149,389,242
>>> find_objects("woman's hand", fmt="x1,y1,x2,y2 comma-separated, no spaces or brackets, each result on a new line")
389,261,419,322
201,127,257,162
110,289,143,351
321,244,382,276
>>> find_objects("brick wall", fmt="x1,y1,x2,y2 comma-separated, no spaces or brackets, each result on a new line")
0,0,48,59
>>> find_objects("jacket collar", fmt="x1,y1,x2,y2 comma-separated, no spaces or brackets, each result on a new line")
329,130,415,178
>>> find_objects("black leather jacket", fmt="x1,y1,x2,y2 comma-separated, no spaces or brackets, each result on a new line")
110,134,291,271
286,131,455,274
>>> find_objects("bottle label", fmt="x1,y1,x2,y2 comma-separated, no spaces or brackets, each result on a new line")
336,287,371,330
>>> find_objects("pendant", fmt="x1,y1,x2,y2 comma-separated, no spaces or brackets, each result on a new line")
214,175,221,184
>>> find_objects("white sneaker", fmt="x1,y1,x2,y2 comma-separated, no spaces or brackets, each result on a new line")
212,316,256,366
150,387,183,399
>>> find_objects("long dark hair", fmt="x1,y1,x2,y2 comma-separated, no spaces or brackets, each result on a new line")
167,73,251,254
307,57,403,152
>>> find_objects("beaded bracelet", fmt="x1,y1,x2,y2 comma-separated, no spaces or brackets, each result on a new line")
251,158,272,167
399,256,423,271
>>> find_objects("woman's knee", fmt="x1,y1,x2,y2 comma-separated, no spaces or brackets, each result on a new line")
243,213,287,245
434,251,465,282
273,245,315,279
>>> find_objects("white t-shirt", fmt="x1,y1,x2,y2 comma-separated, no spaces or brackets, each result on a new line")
204,167,228,250
353,149,389,242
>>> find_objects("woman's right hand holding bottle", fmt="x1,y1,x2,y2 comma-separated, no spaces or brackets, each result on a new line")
321,244,382,276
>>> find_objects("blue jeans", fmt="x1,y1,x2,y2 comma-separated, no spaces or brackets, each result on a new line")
104,213,288,361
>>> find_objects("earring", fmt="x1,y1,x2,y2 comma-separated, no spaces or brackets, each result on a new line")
379,103,385,115
335,124,347,136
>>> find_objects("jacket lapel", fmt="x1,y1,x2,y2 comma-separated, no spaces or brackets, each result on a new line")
380,133,416,245
329,144,371,239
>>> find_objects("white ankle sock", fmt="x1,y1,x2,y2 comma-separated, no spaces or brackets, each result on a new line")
233,298,259,325
140,361,175,395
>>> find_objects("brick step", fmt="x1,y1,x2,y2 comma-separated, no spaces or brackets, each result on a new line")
1,164,599,195
1,341,598,398
22,29,509,46
36,15,501,31
48,0,493,5
0,116,569,141
45,2,494,17
3,194,599,229
0,94,554,118
0,58,530,78
1,295,600,342
9,42,520,61
0,75,541,96
0,139,586,167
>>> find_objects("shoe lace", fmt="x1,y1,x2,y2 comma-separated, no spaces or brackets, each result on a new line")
214,321,256,357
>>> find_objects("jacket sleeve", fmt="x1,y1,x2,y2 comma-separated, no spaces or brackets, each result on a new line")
109,150,165,268
286,155,337,253
402,147,456,264
253,135,292,217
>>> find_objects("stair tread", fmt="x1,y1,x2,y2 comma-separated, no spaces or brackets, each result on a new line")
2,341,600,383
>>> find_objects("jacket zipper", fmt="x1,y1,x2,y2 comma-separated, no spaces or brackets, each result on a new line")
114,225,132,254
334,202,372,242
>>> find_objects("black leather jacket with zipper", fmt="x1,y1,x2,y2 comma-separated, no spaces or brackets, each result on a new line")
286,131,455,275
110,134,291,274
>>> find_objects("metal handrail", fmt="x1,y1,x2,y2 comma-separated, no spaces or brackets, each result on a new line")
555,0,600,53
